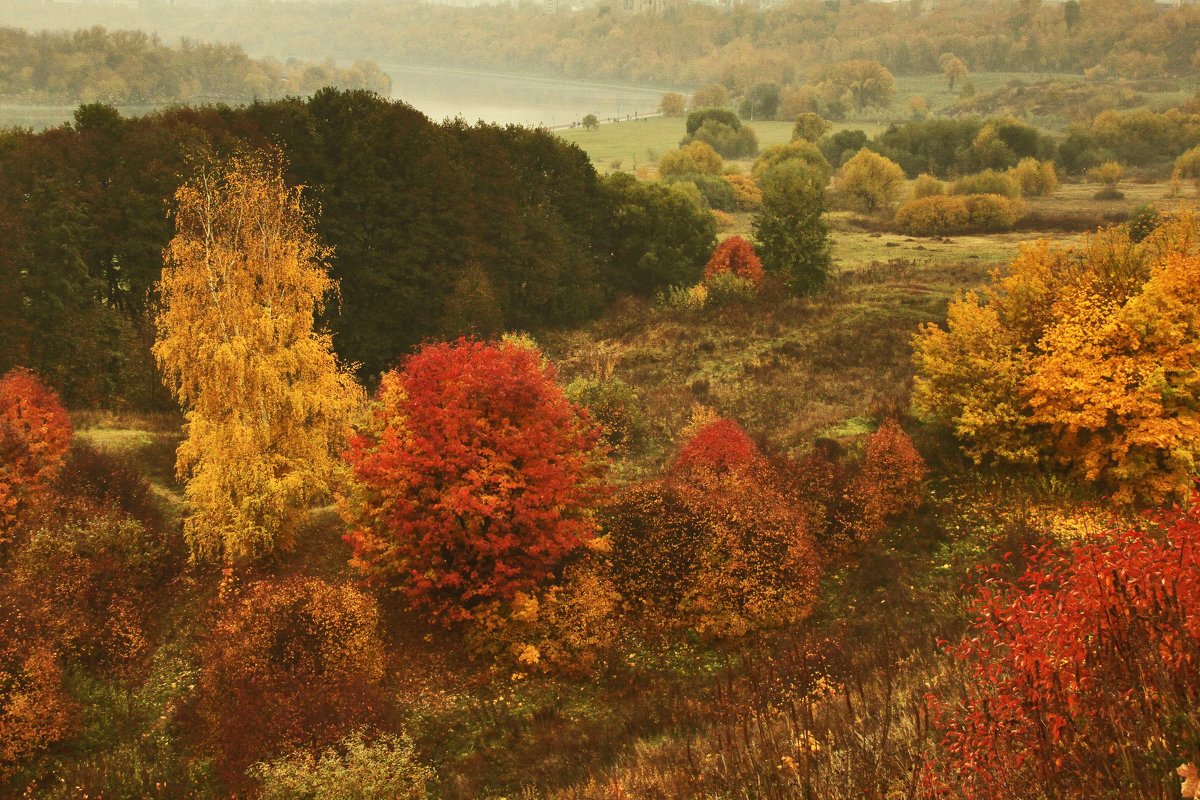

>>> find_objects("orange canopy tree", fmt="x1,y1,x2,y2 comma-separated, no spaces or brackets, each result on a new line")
343,337,606,624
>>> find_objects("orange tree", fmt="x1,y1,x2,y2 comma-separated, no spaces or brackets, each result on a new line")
702,235,765,287
914,216,1200,504
342,337,606,624
0,368,71,538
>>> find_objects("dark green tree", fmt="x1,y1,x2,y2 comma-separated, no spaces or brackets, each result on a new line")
753,162,831,294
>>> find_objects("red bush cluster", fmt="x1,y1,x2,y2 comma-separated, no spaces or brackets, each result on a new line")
343,338,606,624
702,235,765,286
923,501,1200,798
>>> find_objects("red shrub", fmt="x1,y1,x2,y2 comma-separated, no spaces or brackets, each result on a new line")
343,338,606,624
703,235,765,286
843,419,927,541
923,501,1200,798
0,368,72,536
673,418,759,474
196,576,386,789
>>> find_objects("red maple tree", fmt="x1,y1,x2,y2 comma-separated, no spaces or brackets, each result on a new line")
343,338,605,623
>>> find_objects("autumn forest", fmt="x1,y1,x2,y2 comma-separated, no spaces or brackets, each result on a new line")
2,1,1200,798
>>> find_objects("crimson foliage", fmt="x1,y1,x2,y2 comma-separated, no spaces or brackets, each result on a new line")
344,338,605,624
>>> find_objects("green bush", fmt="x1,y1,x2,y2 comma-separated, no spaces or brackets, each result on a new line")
251,730,433,800
951,169,1020,198
665,174,737,211
565,377,647,450
704,270,758,307
893,195,971,236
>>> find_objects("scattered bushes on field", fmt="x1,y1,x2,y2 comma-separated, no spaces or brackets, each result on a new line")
964,194,1024,231
894,194,1023,235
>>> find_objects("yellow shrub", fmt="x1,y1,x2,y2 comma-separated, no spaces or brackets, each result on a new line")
894,195,970,236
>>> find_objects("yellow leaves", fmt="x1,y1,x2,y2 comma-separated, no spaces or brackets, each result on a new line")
914,213,1200,505
154,153,364,562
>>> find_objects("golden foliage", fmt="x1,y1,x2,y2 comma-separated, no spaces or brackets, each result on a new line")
914,215,1200,503
154,153,364,562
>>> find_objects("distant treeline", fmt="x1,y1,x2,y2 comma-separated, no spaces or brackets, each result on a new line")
0,91,715,408
0,27,391,105
4,0,1199,91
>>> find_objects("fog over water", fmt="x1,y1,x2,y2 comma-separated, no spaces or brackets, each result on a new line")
383,64,666,128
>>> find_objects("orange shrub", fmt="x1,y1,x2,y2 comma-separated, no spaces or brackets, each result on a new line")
724,173,763,210
702,236,765,287
0,368,71,537
196,576,386,788
607,455,820,638
843,419,927,541
0,642,75,778
894,195,970,236
343,338,605,624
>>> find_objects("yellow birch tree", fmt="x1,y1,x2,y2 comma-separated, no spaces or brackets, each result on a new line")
154,153,363,562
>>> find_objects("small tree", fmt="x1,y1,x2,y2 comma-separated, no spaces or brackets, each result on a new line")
343,338,605,624
581,114,599,131
831,148,907,214
938,52,969,91
703,236,765,287
657,141,724,178
1089,160,1125,199
658,92,687,117
690,84,730,109
154,153,363,562
753,161,831,294
791,112,831,143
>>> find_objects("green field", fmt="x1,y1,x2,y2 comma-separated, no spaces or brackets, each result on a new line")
558,116,887,172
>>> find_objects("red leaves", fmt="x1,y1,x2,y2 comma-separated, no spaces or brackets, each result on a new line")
673,417,759,474
924,499,1200,798
844,418,928,542
343,338,605,624
0,368,72,537
703,235,765,287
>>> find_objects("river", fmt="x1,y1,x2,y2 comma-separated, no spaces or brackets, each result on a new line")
0,65,669,132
